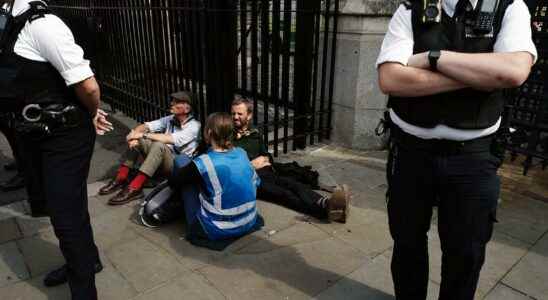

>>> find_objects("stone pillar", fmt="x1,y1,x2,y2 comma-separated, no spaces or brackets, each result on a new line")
330,0,400,150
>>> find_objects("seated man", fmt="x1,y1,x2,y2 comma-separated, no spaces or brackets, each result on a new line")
169,112,261,245
231,95,350,223
99,91,201,205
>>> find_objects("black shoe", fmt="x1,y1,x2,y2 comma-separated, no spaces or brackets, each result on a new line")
0,174,25,192
44,262,103,287
3,161,16,171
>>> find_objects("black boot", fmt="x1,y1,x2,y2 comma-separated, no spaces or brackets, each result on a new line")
0,173,25,192
44,262,103,287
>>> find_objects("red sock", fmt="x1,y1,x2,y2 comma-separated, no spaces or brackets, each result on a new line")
115,165,130,183
129,172,148,191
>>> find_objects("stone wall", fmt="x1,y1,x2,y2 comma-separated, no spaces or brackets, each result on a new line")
330,0,400,150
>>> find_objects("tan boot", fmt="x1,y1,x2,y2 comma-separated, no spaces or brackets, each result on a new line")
327,184,350,223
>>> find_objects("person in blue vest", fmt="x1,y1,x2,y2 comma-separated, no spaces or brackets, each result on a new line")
169,112,261,244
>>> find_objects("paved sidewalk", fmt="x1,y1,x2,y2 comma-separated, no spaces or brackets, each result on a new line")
0,111,547,299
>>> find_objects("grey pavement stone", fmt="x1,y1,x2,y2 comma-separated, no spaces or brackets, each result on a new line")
314,254,440,300
0,273,70,300
326,160,387,192
132,272,225,300
503,232,548,300
16,229,64,277
256,200,304,232
198,237,368,300
0,242,30,288
0,218,21,244
90,203,140,251
105,235,186,293
236,222,330,255
15,215,51,238
496,191,548,245
312,206,392,257
95,252,138,300
130,220,230,271
426,226,530,299
484,284,533,300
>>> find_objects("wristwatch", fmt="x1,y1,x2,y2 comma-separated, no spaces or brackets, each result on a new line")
428,50,441,71
143,133,149,139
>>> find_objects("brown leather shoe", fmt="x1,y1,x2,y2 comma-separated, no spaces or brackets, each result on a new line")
99,180,127,196
327,184,351,223
108,187,144,205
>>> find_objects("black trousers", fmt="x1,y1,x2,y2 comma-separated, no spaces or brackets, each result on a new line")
0,115,24,174
257,167,326,218
17,113,99,300
386,137,501,300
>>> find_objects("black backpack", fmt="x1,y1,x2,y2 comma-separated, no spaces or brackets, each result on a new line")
139,181,184,228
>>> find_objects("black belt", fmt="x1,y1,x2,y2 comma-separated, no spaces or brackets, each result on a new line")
391,124,494,154
16,103,87,136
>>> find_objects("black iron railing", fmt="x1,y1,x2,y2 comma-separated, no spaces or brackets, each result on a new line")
504,0,548,174
51,0,340,157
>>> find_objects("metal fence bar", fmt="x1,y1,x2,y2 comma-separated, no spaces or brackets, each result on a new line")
52,0,341,157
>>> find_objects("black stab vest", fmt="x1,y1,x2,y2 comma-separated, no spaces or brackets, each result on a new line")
0,2,78,111
388,0,514,129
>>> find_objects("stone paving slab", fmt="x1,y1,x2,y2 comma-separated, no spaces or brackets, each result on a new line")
0,273,71,300
502,232,548,300
0,218,21,244
105,235,187,293
496,190,548,245
484,284,533,300
424,224,530,299
0,241,29,288
198,237,368,300
314,254,441,300
132,272,225,300
311,206,392,258
16,229,64,278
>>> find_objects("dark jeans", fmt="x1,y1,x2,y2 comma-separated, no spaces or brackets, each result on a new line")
386,139,501,300
257,167,326,218
17,113,99,300
0,115,24,174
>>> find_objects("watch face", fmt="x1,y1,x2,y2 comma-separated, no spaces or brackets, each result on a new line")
425,6,440,19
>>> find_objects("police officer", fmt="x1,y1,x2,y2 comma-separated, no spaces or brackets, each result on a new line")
0,1,112,299
376,0,537,299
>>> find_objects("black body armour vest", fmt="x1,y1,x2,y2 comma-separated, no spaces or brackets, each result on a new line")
388,0,513,130
0,2,78,111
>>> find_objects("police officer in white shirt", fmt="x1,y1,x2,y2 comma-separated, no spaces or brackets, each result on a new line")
0,1,113,299
376,0,537,299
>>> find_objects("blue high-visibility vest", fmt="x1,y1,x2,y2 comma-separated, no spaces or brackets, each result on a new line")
193,147,260,240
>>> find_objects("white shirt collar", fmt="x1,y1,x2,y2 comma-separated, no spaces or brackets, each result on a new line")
11,0,46,17
443,0,478,17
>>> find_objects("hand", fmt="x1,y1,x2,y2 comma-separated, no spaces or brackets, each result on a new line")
93,109,113,135
407,52,430,70
126,130,143,141
251,156,271,170
128,139,139,149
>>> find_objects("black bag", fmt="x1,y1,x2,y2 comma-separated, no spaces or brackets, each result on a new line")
139,180,184,228
272,161,320,190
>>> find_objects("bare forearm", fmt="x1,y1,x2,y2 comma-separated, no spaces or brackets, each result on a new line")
73,77,100,116
378,63,467,97
437,51,533,89
133,124,148,134
146,133,174,145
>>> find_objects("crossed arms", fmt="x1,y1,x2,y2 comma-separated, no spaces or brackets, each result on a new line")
378,50,534,98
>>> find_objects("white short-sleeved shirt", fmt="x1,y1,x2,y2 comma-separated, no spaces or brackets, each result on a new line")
145,115,201,157
376,0,538,141
12,0,94,86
